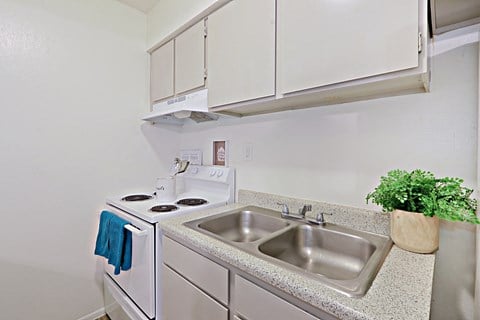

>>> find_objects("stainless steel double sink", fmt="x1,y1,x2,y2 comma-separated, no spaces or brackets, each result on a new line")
184,206,392,298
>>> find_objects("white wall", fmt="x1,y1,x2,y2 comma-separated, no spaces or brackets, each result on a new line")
0,1,175,319
176,42,477,207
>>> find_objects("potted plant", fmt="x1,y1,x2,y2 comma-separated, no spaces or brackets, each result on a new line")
366,169,479,253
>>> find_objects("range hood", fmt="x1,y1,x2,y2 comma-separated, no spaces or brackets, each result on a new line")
142,89,219,125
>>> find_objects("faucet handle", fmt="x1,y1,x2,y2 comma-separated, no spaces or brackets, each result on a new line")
316,212,332,224
308,212,332,226
298,204,312,216
277,202,290,215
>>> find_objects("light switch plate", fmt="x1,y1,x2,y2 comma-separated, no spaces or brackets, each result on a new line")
180,149,203,165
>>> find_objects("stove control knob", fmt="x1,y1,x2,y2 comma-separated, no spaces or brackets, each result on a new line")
190,167,199,174
216,170,223,177
209,169,216,176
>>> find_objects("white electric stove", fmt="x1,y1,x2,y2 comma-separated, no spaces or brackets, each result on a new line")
102,165,235,320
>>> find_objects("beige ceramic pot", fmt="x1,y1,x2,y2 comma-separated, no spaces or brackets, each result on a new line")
390,209,439,254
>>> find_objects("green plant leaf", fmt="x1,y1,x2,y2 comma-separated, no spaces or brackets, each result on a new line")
366,169,479,224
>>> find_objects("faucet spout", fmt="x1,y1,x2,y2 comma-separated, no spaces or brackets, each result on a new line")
298,204,312,217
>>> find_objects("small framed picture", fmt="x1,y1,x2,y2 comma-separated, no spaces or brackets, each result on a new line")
213,140,228,166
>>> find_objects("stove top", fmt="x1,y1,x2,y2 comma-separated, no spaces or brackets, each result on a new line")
106,165,235,223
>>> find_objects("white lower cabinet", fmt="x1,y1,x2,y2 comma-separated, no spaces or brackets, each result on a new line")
162,236,228,304
162,236,228,320
162,236,329,320
162,266,228,320
234,275,321,320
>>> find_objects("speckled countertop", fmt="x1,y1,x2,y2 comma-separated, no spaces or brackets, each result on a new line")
159,190,435,320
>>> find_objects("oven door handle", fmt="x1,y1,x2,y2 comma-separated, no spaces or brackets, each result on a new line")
124,224,148,237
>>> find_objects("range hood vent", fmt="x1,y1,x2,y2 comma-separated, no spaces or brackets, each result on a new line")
142,89,219,125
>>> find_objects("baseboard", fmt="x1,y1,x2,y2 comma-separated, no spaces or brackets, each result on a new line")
76,307,106,320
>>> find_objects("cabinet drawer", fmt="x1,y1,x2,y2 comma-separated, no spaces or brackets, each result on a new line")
234,275,320,320
163,265,228,320
162,236,228,304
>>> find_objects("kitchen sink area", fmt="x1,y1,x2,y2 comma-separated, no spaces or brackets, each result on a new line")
160,190,436,320
184,206,392,297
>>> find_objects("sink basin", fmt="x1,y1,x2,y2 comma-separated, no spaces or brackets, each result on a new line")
186,207,290,243
258,225,375,280
184,205,392,297
258,224,392,297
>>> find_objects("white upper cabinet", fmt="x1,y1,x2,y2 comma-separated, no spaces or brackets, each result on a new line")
150,20,206,103
277,0,420,95
175,20,206,95
148,0,428,117
206,0,276,108
150,40,174,102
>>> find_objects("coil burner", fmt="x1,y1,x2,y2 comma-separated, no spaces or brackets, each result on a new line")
176,198,208,206
150,205,179,212
122,194,153,201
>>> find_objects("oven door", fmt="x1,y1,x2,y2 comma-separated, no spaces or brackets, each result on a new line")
103,205,155,319
104,274,150,320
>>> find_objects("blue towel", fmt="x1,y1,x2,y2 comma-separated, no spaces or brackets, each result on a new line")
94,210,132,275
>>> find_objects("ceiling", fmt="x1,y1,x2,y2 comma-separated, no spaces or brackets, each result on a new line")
116,0,160,13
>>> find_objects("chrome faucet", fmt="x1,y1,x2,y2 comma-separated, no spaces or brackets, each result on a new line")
277,203,333,225
308,212,333,226
277,202,290,216
277,203,312,220
298,204,312,217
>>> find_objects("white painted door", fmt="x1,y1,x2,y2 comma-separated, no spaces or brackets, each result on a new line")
207,0,276,107
150,40,174,102
277,0,420,94
175,20,206,95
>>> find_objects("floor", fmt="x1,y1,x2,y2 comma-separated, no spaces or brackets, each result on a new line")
95,316,109,320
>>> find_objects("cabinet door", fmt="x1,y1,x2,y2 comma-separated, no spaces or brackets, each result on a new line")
150,40,174,102
234,276,321,320
207,0,275,107
162,265,228,320
175,20,206,95
162,236,228,305
277,0,419,94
